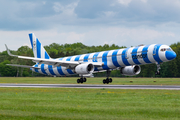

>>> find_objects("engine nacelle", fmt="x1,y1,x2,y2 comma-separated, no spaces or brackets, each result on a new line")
75,63,94,74
120,65,141,76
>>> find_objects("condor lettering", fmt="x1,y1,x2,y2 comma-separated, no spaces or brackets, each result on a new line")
132,54,147,59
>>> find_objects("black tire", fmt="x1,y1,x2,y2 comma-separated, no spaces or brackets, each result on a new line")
155,71,160,75
103,79,106,84
155,71,158,75
109,78,112,83
77,79,80,83
80,78,83,83
83,78,87,82
106,78,109,84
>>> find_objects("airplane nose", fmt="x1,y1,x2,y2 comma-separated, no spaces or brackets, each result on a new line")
166,51,177,60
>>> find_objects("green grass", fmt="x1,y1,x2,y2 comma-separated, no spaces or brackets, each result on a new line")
0,88,179,120
0,77,180,85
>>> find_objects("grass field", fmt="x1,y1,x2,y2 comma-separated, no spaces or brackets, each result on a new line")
0,77,180,119
0,88,180,120
0,77,180,85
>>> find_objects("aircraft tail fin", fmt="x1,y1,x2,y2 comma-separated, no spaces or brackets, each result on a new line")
29,33,50,59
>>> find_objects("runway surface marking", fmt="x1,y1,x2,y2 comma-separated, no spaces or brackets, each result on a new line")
0,84,180,90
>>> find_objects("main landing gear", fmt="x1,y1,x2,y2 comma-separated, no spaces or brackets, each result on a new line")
155,63,161,75
77,77,87,84
103,70,113,84
103,78,112,84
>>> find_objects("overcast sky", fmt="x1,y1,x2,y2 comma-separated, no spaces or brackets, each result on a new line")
0,0,180,52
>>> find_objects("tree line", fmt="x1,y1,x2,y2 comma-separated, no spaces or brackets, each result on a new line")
0,42,179,77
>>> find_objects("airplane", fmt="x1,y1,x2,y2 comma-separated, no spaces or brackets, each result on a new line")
5,33,177,84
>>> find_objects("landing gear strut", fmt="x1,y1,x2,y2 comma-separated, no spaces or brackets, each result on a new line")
77,77,87,84
155,63,161,75
103,70,113,84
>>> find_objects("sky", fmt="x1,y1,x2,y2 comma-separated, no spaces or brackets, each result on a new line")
0,0,180,52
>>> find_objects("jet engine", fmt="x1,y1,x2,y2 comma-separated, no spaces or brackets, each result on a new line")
120,65,141,76
75,63,94,74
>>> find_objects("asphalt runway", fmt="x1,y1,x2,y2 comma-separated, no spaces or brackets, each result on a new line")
0,83,180,90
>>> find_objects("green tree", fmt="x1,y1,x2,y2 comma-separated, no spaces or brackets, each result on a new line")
0,60,16,77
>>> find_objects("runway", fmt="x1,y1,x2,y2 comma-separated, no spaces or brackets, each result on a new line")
0,83,180,90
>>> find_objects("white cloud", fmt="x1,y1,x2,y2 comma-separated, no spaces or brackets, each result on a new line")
0,0,180,52
53,3,64,13
103,11,116,17
55,32,85,43
53,2,78,16
42,1,46,5
0,25,178,52
141,0,148,3
117,0,132,6
0,29,85,51
166,33,175,37
82,27,176,47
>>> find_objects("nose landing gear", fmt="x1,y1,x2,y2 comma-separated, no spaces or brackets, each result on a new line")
155,63,161,75
155,71,160,75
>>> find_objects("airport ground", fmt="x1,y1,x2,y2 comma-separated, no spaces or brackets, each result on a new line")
0,77,180,120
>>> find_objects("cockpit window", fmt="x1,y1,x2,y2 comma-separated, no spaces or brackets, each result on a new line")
167,48,172,51
160,48,172,52
160,48,166,51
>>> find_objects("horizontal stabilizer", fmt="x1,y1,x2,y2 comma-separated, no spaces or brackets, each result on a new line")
6,64,40,69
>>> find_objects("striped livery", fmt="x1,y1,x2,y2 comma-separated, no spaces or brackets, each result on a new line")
30,33,176,76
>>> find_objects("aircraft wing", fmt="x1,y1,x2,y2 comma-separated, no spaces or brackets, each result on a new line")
5,44,104,68
6,64,41,69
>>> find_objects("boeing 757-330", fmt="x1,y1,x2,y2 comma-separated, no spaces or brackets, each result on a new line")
5,33,177,84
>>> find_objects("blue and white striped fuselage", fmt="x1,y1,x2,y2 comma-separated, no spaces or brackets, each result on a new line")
32,44,176,76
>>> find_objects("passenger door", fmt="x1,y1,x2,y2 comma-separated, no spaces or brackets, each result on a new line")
153,46,157,55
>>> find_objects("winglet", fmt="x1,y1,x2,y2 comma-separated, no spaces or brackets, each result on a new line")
5,44,18,57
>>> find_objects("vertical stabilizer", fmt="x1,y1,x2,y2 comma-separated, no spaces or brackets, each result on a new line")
29,33,50,59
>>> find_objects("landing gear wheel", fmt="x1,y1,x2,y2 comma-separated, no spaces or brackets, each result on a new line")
103,79,106,84
80,78,84,83
83,78,87,82
155,71,158,75
156,71,160,75
106,78,109,84
109,78,112,83
77,79,80,84
102,70,112,84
